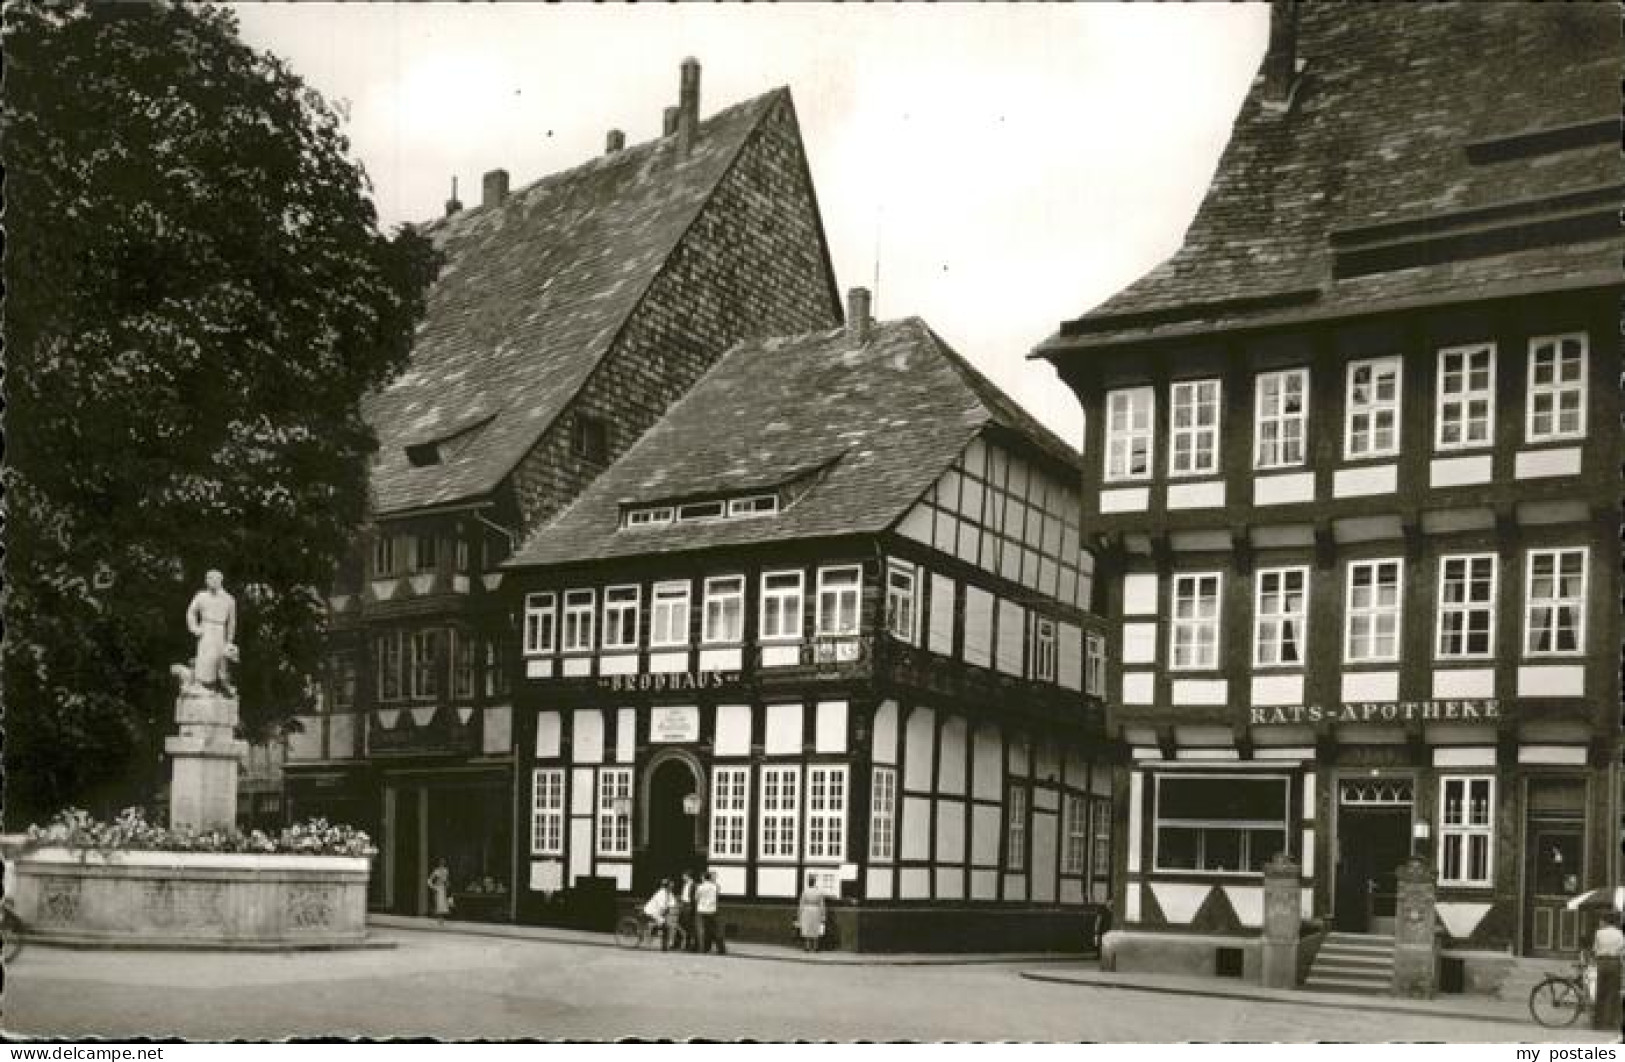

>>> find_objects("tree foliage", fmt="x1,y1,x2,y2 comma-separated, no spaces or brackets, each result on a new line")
3,0,440,823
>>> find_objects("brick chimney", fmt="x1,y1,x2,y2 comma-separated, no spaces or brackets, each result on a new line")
846,287,872,343
1262,0,1301,108
482,168,510,209
444,176,463,217
677,58,701,154
662,106,680,137
605,129,626,154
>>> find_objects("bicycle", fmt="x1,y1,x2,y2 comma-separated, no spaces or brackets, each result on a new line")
614,914,687,952
1529,953,1594,1028
2,898,25,963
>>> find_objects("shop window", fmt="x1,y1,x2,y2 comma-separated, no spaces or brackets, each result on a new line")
885,562,918,644
806,765,848,862
709,766,750,859
523,592,557,656
1345,356,1402,459
815,565,862,637
1169,379,1221,477
1105,387,1154,482
562,589,596,653
1436,343,1495,450
596,768,632,857
1526,333,1587,442
1345,559,1402,663
760,571,804,642
531,769,564,856
650,581,691,648
1255,369,1308,469
1438,776,1494,887
759,765,800,861
1062,793,1088,875
1525,547,1587,656
1254,567,1308,667
702,575,745,644
1437,554,1496,659
602,585,640,651
869,766,896,862
1153,775,1288,875
1006,785,1028,872
1170,573,1222,670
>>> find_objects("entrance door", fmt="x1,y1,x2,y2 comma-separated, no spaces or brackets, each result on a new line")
645,759,701,889
1335,778,1414,934
1525,777,1588,956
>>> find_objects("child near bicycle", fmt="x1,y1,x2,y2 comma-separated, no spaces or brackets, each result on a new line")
642,878,679,952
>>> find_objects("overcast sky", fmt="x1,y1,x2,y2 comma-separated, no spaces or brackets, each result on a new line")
230,3,1268,448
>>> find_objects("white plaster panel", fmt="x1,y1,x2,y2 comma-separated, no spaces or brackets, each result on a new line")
1254,472,1316,506
1122,672,1155,705
929,574,956,657
1126,883,1141,923
1167,480,1226,510
1429,455,1493,488
1100,487,1151,514
904,707,936,792
1127,772,1144,874
935,800,967,865
1433,669,1495,699
571,768,595,817
1175,749,1239,761
972,803,1002,866
714,704,752,757
756,867,798,898
536,712,562,759
649,651,688,674
1433,747,1496,767
1435,903,1493,940
872,700,899,766
699,648,743,672
935,867,965,901
1060,879,1086,906
529,860,563,895
996,599,1026,677
572,710,604,764
1057,623,1083,691
525,659,554,679
598,653,636,676
865,867,894,900
1341,670,1398,702
1031,814,1058,903
561,657,592,678
937,715,968,795
1517,665,1584,698
1035,740,1060,782
568,819,592,883
616,708,636,763
970,870,999,901
1172,679,1229,706
1333,463,1397,498
1301,829,1315,873
713,865,747,897
1518,745,1587,765
329,714,356,759
1251,674,1304,707
1064,750,1088,790
1222,885,1264,928
765,702,804,755
1091,769,1112,798
287,717,322,761
901,796,932,860
1515,447,1582,480
1034,786,1060,811
1132,748,1163,761
481,707,510,756
972,727,1003,801
1123,574,1159,616
1303,773,1316,824
963,588,994,667
1007,737,1030,777
762,644,800,668
899,868,932,900
815,700,848,753
1003,875,1027,902
598,862,632,892
1148,882,1210,925
1255,747,1315,760
1122,623,1158,665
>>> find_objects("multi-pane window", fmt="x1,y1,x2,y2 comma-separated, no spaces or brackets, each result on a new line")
1527,334,1587,442
1345,357,1401,459
1437,555,1496,659
869,766,897,862
483,639,509,699
1439,777,1494,887
806,765,848,862
1345,559,1402,663
702,576,745,644
377,630,404,702
523,592,556,656
596,768,632,857
759,571,804,642
409,629,440,699
885,562,918,644
413,534,438,573
531,769,564,855
1255,369,1308,469
1085,632,1106,696
1090,800,1113,890
650,581,690,648
759,766,800,860
1170,573,1222,670
327,651,357,712
1063,793,1088,875
1105,387,1154,482
562,590,595,652
602,585,640,651
373,533,398,578
1006,785,1028,871
450,628,476,700
1525,548,1587,655
1169,380,1221,477
816,566,862,637
709,766,750,859
1031,617,1057,683
1154,775,1288,874
1436,343,1495,449
1254,567,1308,667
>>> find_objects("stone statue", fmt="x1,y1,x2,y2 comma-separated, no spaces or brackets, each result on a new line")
186,569,237,695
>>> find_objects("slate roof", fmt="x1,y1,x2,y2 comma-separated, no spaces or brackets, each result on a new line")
364,90,788,516
1039,3,1621,354
508,317,1081,569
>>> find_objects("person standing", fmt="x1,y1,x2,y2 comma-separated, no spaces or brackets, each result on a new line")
695,871,724,955
678,871,698,953
427,858,452,924
796,873,826,953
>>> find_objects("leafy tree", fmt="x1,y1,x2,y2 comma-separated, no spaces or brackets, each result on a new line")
3,0,439,824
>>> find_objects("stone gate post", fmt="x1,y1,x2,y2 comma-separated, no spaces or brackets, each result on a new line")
1261,851,1302,988
1391,856,1438,999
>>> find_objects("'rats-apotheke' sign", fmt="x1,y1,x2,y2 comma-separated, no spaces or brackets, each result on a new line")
1249,699,1498,726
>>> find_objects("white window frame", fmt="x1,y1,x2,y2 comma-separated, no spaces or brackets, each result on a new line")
677,500,726,522
1524,547,1587,657
1006,784,1028,872
530,768,564,856
759,765,800,862
1436,554,1497,660
1344,559,1403,664
869,766,897,862
1089,799,1113,888
649,581,691,649
1253,566,1308,668
601,585,640,651
1435,343,1496,451
1344,356,1403,460
1438,775,1494,888
1526,333,1587,443
759,570,804,643
408,628,440,700
562,589,596,653
708,766,750,859
373,533,397,578
523,592,557,656
815,565,862,637
596,767,632,857
625,506,673,528
1254,368,1309,470
702,575,745,645
376,629,405,703
1168,379,1221,478
728,495,778,518
806,764,848,862
1104,387,1155,483
1063,792,1088,875
1170,572,1222,671
1152,773,1290,876
1031,616,1057,683
1085,632,1106,696
885,561,919,644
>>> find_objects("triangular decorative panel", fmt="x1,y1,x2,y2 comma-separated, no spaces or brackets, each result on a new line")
370,580,397,602
1220,885,1264,929
374,708,401,731
483,573,504,592
457,707,475,726
409,706,436,728
1147,882,1210,925
1435,902,1493,941
409,574,435,596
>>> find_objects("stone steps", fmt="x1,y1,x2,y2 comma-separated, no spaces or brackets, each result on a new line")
1305,932,1395,995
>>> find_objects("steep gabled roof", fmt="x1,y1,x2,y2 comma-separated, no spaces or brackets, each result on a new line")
365,89,789,516
508,317,1081,569
1039,3,1620,354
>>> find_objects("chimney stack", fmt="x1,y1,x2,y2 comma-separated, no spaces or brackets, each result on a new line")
846,287,872,343
1262,0,1301,107
482,168,510,209
677,58,701,155
662,106,680,137
605,129,626,154
444,176,463,217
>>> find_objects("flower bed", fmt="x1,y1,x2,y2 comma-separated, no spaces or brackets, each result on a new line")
25,807,373,857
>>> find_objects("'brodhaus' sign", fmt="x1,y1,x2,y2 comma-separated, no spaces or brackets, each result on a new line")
1249,700,1499,726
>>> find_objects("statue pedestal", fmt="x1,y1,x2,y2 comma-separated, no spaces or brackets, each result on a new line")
165,687,246,832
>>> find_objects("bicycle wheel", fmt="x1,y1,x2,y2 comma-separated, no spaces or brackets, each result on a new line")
1529,977,1583,1028
2,911,23,963
614,915,644,949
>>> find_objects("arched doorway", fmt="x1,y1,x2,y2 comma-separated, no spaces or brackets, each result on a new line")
643,754,704,889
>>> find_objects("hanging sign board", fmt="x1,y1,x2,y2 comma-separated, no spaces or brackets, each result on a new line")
650,706,701,744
